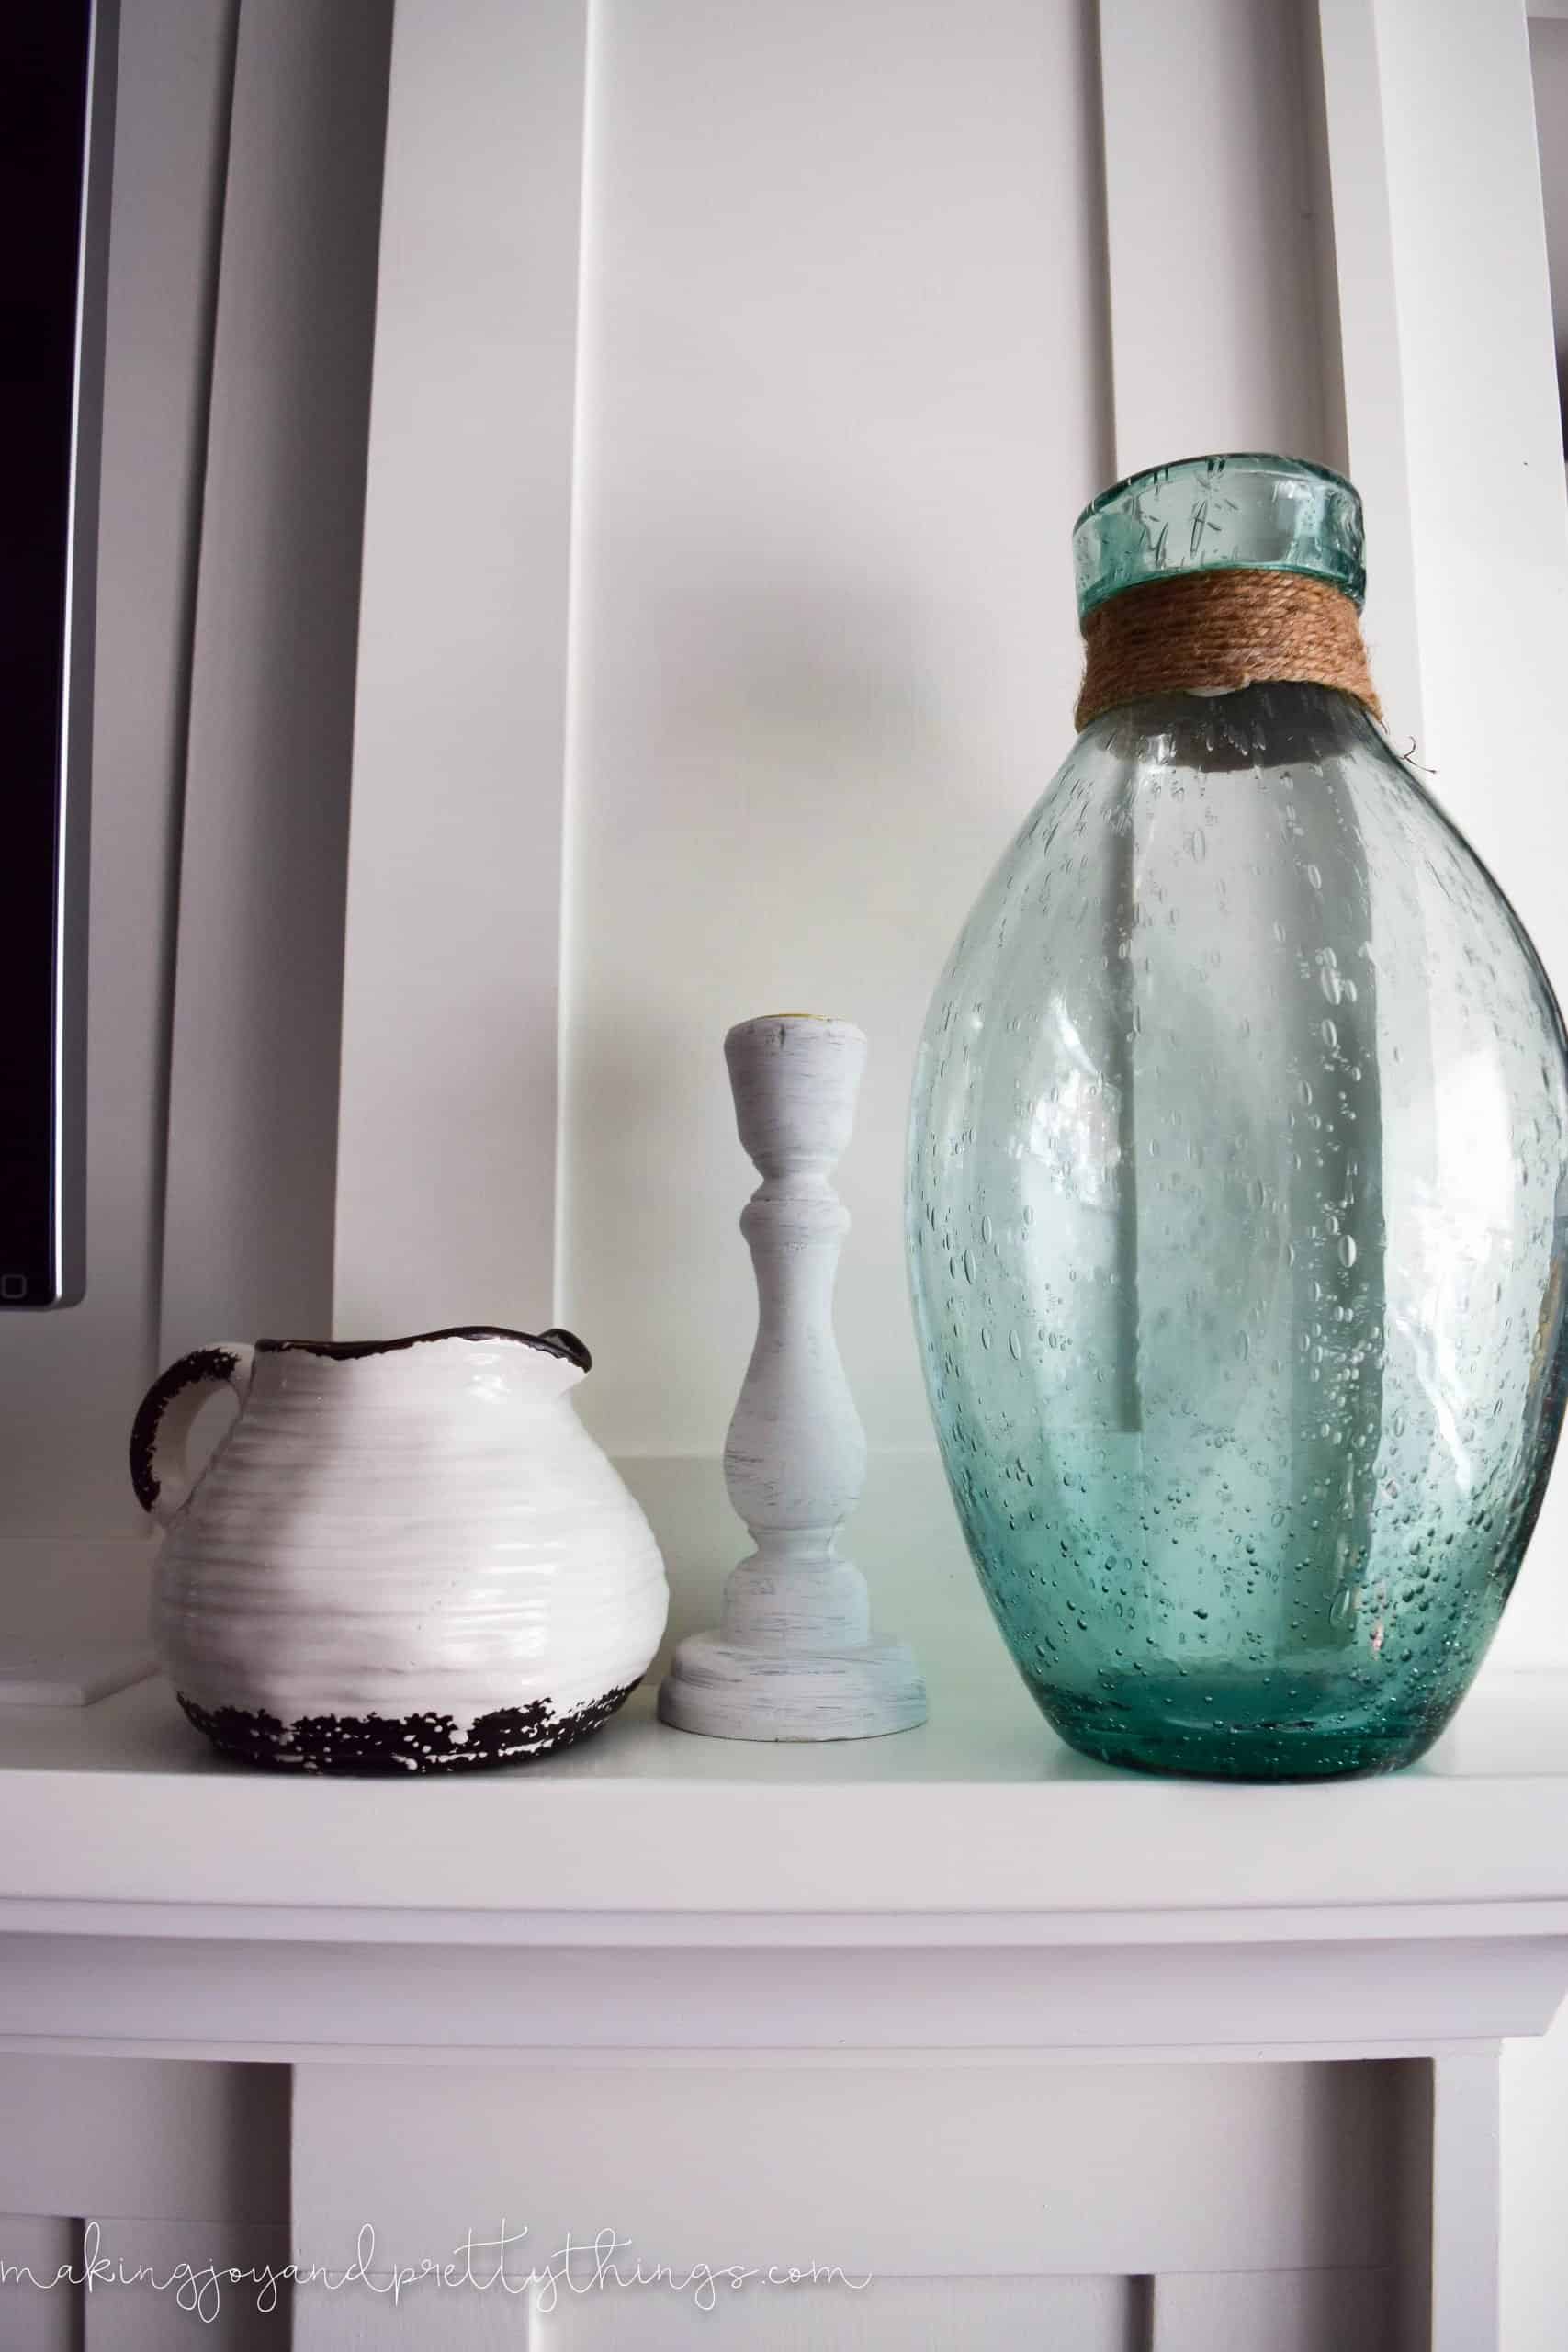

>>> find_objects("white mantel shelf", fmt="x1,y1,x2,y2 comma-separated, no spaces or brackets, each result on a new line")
2,1668,1568,2066
1,1663,1561,2352
5,1667,1568,1928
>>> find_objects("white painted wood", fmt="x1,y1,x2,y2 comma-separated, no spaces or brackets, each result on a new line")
626,1449,976,1679
11,1668,1568,1928
1314,0,1427,764
333,0,588,1341
0,2066,289,2346
1150,2266,1391,2351
133,1333,666,1765
159,0,391,1366
552,2275,1131,2351
660,1019,925,1740
0,2055,288,2223
0,1686,1551,2334
2,1677,1568,2081
5,1934,1562,2064
716,1020,870,1611
558,0,1101,1464
290,2060,1395,2299
294,2288,529,2352
0,1541,154,1707
0,1649,151,1708
0,0,236,1540
1531,18,1568,410
0,2217,77,2352
1427,2050,1502,2352
1500,2015,1568,2352
1098,0,1336,478
83,2218,291,2349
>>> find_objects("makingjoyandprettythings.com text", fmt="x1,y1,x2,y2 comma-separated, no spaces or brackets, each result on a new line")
1,2221,874,2323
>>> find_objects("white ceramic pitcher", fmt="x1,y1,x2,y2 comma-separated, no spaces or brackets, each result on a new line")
130,1326,668,1772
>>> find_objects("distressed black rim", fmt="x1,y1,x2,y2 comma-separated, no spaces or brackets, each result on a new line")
255,1325,592,1373
176,1680,637,1774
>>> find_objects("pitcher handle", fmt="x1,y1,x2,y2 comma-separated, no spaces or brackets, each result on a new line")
130,1345,255,1527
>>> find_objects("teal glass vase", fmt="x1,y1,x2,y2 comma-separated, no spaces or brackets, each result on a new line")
908,453,1568,1780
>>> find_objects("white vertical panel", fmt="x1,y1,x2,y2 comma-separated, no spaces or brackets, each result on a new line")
0,2064,291,2348
161,0,392,1363
1098,0,1334,476
0,2056,290,2226
1314,0,1426,764
83,2220,291,2350
559,0,1106,1456
333,0,589,1341
1530,17,1568,407
1317,0,1568,1667
0,2216,78,2352
1151,2266,1391,2352
1500,2017,1568,2352
1427,2052,1501,2352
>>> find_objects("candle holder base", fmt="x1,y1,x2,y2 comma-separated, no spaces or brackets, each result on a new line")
658,1631,928,1743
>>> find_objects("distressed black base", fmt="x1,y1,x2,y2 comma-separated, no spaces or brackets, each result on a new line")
177,1681,640,1774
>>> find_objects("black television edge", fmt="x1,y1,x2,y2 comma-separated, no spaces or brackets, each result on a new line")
0,0,118,1306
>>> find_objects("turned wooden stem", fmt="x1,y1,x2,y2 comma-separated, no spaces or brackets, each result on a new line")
720,1016,871,1650
657,1012,927,1742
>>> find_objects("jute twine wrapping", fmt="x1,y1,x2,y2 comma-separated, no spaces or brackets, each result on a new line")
1075,568,1382,732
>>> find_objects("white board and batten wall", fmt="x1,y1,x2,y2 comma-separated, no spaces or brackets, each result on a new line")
4,1,1568,2347
343,0,1568,1668
333,3,1568,2345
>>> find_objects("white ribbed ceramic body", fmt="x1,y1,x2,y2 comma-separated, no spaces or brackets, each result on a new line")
152,1336,667,1746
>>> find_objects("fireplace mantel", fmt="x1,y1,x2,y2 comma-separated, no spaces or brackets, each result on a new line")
2,1667,1565,2346
3,1668,1568,2038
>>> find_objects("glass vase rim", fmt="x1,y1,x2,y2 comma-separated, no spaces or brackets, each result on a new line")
1073,450,1357,533
1073,452,1367,622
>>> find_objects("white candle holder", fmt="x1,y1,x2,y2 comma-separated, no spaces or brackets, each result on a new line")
659,1015,928,1741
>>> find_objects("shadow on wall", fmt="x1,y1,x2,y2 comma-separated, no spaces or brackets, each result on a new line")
562,542,1053,1462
